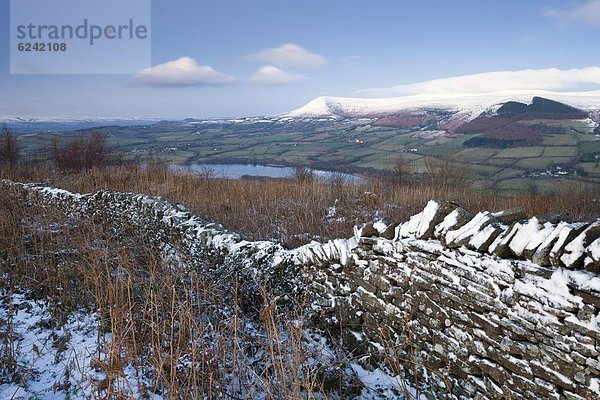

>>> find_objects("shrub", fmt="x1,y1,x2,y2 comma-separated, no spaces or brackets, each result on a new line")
293,164,315,182
0,126,19,169
52,131,107,172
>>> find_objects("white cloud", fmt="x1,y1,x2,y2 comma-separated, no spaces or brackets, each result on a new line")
131,57,235,88
246,43,326,68
249,65,308,85
544,0,600,25
358,67,600,97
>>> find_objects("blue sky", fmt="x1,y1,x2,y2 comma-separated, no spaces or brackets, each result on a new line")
2,0,600,118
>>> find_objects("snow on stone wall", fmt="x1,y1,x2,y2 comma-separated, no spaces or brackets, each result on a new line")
299,200,600,399
2,180,302,309
4,181,600,399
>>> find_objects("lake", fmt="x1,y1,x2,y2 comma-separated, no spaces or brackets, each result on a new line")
174,163,365,183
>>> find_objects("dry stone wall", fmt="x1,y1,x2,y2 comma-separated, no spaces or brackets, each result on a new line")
4,181,600,399
298,200,600,399
2,181,302,310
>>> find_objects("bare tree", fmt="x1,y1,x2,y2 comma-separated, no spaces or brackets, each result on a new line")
424,156,471,189
51,136,62,170
0,125,20,169
391,154,415,184
84,131,107,170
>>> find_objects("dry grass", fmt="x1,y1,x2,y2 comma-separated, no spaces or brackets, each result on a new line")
2,163,598,248
0,187,366,398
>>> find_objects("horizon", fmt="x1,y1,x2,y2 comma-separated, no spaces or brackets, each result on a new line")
3,0,600,119
5,88,600,121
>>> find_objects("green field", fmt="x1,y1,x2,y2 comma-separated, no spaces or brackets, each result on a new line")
495,147,545,158
14,117,600,193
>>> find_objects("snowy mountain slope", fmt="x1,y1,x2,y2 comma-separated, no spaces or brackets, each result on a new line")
283,90,600,119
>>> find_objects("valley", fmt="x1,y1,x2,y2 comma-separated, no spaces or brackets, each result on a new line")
11,93,600,193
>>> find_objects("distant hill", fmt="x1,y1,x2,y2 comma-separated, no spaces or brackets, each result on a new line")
282,92,599,149
496,96,589,120
457,97,588,148
0,117,163,133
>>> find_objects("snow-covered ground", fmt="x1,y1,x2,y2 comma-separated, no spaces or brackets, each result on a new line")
0,290,417,399
0,291,97,399
0,292,165,400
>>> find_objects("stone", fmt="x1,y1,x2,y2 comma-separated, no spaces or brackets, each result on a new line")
484,376,506,397
414,200,459,240
468,222,506,252
434,207,472,243
532,222,570,266
522,222,556,261
445,211,495,248
336,298,364,328
469,312,503,335
478,359,511,386
538,211,571,224
398,211,424,238
561,222,600,269
549,223,589,268
530,360,576,391
507,217,554,259
489,223,520,258
563,391,589,400
367,273,391,292
342,329,369,356
493,208,527,224
354,222,379,238
380,221,401,240
584,237,600,273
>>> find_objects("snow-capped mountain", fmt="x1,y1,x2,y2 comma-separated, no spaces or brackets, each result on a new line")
283,90,600,120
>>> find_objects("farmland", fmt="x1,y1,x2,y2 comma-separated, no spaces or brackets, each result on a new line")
12,115,600,192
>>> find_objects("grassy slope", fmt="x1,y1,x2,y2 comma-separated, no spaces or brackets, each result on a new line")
2,165,599,248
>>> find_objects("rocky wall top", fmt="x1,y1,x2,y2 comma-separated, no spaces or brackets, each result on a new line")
296,199,600,273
